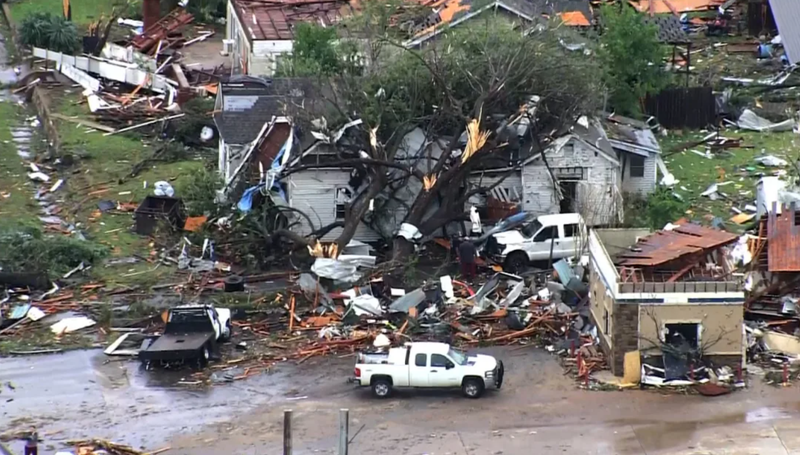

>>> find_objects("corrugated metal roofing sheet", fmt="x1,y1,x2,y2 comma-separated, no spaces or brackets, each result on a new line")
617,223,738,267
768,0,800,64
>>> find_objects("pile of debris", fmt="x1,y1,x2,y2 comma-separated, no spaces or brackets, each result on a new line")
66,439,169,455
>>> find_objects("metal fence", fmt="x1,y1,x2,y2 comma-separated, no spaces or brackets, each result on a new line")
644,86,716,130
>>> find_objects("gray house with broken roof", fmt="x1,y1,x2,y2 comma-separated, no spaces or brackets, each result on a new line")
214,77,313,187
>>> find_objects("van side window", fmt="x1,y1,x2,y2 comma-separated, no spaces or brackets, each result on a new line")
415,353,427,367
533,226,558,242
564,223,579,237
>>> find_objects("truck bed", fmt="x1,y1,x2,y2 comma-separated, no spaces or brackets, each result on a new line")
139,332,213,361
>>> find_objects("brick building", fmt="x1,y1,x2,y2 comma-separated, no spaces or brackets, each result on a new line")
588,226,745,376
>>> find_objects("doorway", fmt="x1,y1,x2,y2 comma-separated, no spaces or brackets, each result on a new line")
559,181,577,213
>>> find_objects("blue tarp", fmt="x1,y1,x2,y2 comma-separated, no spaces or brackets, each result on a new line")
237,185,263,212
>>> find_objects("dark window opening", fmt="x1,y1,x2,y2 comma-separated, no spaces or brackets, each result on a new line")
533,226,558,243
665,323,700,349
603,309,609,334
629,155,645,178
414,353,427,367
335,187,351,221
430,354,453,368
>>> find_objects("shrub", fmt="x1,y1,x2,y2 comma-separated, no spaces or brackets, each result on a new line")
0,227,108,276
181,166,223,217
20,13,80,54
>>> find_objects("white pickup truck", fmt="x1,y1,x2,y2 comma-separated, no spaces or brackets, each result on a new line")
351,342,504,399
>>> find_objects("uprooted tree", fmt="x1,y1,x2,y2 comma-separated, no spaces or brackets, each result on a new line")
278,10,603,262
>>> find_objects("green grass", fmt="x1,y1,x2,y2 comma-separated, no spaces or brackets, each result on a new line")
661,128,799,227
0,98,40,230
8,0,122,26
50,91,205,285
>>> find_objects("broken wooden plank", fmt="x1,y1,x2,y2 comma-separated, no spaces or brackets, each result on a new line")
51,113,116,133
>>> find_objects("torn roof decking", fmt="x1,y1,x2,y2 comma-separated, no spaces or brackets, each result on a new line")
233,0,353,41
630,0,723,15
767,204,800,272
616,224,738,268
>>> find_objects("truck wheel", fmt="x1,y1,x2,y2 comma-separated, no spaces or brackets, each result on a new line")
504,252,528,273
462,378,484,399
221,320,233,342
371,378,392,398
198,345,210,368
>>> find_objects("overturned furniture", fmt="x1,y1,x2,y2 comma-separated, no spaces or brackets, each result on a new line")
134,196,186,235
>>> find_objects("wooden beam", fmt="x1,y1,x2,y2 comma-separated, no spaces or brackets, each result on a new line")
171,64,190,89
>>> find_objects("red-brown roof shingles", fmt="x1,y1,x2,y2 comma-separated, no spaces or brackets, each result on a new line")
234,0,351,41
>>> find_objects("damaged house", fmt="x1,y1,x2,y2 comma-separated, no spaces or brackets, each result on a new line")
602,114,662,196
404,0,594,48
520,118,623,226
588,225,745,378
214,77,313,187
468,115,662,228
226,0,355,76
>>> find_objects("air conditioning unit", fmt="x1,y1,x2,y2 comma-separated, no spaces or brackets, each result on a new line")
221,39,234,56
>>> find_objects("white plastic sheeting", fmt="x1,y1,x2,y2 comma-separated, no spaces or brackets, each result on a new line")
737,109,796,132
51,316,96,334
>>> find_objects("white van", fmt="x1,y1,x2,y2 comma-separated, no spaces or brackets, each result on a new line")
483,213,586,272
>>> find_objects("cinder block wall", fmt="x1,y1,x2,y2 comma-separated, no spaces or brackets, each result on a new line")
610,303,639,375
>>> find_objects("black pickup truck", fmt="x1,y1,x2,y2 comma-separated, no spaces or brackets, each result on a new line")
139,305,231,368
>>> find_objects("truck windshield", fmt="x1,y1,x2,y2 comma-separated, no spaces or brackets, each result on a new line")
448,349,468,365
521,219,543,238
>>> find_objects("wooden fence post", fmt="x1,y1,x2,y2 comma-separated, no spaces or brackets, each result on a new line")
339,408,350,455
283,409,293,455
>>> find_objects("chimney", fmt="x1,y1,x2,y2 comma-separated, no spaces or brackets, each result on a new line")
143,0,161,31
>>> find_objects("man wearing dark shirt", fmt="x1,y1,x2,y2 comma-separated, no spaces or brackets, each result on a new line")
457,240,477,281
24,426,38,455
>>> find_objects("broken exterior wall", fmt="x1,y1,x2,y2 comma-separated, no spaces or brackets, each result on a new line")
250,40,293,77
611,303,639,376
521,137,621,226
588,228,746,375
227,1,252,75
219,142,250,186
638,303,744,357
288,169,383,242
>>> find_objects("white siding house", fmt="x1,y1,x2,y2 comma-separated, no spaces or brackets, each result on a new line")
287,169,383,242
520,123,623,226
227,0,348,77
602,114,662,196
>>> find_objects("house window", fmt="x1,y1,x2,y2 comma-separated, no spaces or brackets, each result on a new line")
665,323,700,349
603,309,609,334
335,187,351,221
629,155,645,178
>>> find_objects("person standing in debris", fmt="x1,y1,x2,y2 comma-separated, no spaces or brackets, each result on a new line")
24,426,38,455
457,239,477,281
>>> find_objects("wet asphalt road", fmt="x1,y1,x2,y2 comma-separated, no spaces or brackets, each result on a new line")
6,347,800,454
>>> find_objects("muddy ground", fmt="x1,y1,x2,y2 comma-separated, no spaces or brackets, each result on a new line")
4,347,800,455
